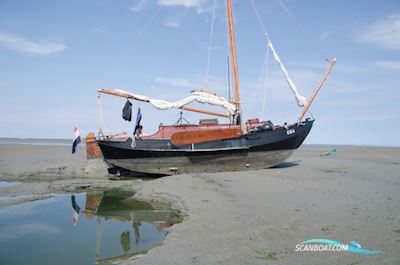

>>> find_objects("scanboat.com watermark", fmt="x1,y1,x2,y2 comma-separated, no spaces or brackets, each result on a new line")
295,239,384,254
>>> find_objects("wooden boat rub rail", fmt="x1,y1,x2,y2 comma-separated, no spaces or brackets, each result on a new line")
96,142,250,152
127,146,250,152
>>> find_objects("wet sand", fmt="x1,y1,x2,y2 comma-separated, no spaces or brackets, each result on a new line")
0,141,399,264
128,146,400,265
0,142,140,206
0,142,98,181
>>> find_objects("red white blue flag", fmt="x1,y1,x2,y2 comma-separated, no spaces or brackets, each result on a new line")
71,195,81,226
133,108,142,135
72,125,81,154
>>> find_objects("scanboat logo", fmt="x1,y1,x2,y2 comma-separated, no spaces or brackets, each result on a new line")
295,239,384,255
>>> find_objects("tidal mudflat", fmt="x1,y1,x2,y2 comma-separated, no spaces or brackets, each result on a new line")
129,145,400,265
0,139,399,265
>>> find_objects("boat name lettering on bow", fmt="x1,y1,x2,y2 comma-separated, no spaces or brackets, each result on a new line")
286,129,295,135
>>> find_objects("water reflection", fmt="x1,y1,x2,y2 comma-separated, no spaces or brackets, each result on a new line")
80,189,181,264
0,189,181,265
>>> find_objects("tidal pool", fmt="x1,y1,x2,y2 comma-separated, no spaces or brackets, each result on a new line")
0,181,20,188
0,188,181,265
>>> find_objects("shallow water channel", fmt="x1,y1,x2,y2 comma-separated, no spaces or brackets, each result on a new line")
0,188,181,265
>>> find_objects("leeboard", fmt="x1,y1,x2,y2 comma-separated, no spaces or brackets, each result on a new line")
171,128,241,145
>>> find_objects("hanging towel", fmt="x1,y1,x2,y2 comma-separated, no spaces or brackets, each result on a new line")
122,100,132,121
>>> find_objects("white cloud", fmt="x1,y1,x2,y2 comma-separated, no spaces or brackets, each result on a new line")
318,31,331,40
164,12,186,28
374,60,400,70
129,0,148,12
155,76,201,89
0,223,61,242
155,74,226,92
165,21,180,27
158,0,205,8
0,197,56,219
356,13,400,49
92,27,107,34
165,18,181,27
0,32,66,54
158,0,211,13
158,0,213,26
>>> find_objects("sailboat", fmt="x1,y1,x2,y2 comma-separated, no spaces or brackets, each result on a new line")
93,0,336,176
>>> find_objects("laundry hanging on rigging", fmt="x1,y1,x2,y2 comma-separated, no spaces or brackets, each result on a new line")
122,100,132,121
114,89,236,115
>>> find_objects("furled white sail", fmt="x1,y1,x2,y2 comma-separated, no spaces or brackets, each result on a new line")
114,89,236,115
267,38,307,107
114,89,150,101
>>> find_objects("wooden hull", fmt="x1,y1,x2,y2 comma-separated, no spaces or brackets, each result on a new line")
106,149,294,175
97,120,314,176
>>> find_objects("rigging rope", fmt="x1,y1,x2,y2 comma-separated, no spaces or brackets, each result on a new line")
275,0,330,62
97,93,102,132
96,93,106,135
251,0,307,107
355,145,399,164
307,110,315,120
204,0,217,89
250,0,269,39
261,47,270,120
124,6,163,55
250,0,270,119
96,217,106,259
256,48,269,119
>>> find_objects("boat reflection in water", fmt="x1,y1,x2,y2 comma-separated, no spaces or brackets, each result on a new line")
75,189,182,264
0,189,181,265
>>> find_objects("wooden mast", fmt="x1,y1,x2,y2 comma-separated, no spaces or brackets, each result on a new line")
226,0,241,124
297,58,336,123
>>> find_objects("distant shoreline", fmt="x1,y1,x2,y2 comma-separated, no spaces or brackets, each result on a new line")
0,138,85,146
0,137,398,148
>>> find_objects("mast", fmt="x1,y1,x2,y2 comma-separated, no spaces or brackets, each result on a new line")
297,58,336,124
226,0,241,124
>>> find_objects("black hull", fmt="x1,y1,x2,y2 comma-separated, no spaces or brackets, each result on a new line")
97,120,313,175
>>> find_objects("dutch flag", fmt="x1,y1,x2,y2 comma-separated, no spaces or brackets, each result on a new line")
72,125,81,154
71,195,81,226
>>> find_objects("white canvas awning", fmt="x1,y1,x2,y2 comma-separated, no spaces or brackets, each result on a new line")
113,89,236,115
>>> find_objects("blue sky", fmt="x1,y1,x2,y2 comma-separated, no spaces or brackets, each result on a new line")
0,0,399,146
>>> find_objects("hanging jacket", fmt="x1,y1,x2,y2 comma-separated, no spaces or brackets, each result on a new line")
122,100,132,121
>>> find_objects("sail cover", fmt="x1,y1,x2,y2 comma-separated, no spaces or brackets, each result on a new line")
114,89,236,115
267,39,307,107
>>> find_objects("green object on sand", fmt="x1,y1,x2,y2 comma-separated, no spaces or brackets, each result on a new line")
321,148,337,156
